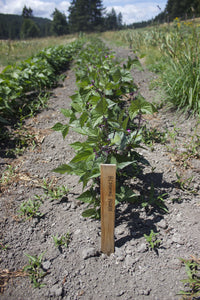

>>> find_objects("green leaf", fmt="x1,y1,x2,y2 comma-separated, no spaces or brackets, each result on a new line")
112,68,121,82
95,98,108,115
111,132,123,145
71,102,83,113
117,161,133,169
129,94,157,120
71,150,94,163
70,141,83,150
82,208,97,218
51,122,64,131
122,116,129,130
53,164,72,174
80,111,88,127
110,156,117,165
61,108,72,118
77,190,93,203
62,125,69,138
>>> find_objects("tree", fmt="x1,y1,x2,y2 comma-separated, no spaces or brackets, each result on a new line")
20,19,40,38
68,0,105,32
22,5,33,18
165,0,200,20
104,8,121,30
51,8,69,36
117,12,123,29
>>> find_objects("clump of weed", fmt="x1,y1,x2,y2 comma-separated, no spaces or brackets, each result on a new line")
178,255,200,299
23,252,47,288
18,198,43,220
52,233,71,250
144,229,161,250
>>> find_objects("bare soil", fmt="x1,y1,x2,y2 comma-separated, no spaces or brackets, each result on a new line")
0,45,200,300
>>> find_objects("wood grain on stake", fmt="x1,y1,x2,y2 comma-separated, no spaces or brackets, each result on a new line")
100,164,116,255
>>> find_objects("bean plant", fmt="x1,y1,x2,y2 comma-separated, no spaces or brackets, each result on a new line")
53,38,156,218
0,39,84,125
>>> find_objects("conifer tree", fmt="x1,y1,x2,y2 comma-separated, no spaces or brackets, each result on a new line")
68,0,104,32
165,0,200,20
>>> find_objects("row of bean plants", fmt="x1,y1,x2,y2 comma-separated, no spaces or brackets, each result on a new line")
0,39,83,125
53,38,156,218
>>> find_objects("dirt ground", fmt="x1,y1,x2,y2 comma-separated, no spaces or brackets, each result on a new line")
0,44,200,300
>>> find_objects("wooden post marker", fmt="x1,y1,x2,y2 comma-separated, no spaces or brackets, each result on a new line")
100,164,116,255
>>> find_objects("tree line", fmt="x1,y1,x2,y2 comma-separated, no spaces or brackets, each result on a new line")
1,0,200,39
0,0,123,39
153,0,200,24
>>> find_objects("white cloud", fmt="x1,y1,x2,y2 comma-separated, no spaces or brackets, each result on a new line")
0,0,70,19
0,0,166,23
106,3,165,24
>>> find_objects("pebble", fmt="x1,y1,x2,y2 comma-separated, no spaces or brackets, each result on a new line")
115,227,125,235
63,203,71,210
50,284,63,297
116,290,125,296
115,247,125,257
125,245,133,255
172,234,184,245
71,202,77,209
124,255,135,267
176,213,183,222
137,243,147,253
82,247,97,260
157,219,168,229
42,260,51,270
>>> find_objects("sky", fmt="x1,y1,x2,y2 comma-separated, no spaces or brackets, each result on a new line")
0,0,168,24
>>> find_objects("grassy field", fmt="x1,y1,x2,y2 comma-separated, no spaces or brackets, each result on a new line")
0,34,78,68
102,18,200,115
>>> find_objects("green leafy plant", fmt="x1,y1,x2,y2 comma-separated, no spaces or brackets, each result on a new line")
141,183,168,213
142,125,167,147
53,38,156,218
178,255,200,299
144,230,161,250
52,233,71,249
23,252,47,288
0,39,83,125
18,198,43,220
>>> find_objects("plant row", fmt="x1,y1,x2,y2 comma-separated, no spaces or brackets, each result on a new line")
53,38,157,218
0,39,83,125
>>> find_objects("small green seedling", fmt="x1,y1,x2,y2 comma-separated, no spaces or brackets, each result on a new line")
52,233,71,249
144,230,161,250
178,255,200,299
175,172,194,191
0,165,16,185
41,178,69,201
23,252,47,288
18,198,43,220
0,241,9,251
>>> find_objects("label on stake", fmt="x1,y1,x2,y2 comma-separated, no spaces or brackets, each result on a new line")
100,164,116,255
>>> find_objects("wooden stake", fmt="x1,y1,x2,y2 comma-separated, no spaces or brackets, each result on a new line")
100,164,116,255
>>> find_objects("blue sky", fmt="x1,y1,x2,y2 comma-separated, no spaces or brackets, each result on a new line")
0,0,168,24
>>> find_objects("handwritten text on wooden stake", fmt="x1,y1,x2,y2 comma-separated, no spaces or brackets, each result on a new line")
100,164,116,255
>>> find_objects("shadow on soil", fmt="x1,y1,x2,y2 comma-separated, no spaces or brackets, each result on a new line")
115,171,174,249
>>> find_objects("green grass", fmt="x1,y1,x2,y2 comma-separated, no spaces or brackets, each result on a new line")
0,34,77,67
101,19,200,116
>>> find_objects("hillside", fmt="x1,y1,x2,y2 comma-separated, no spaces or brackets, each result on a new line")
0,13,52,39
